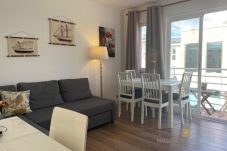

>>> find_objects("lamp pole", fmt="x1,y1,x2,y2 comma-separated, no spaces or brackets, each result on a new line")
100,60,103,98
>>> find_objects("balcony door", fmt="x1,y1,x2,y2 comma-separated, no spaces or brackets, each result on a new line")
169,17,201,116
168,9,227,120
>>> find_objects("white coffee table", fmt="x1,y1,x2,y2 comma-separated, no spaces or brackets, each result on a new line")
0,116,71,151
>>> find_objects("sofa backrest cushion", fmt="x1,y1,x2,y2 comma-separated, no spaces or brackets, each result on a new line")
17,80,64,110
0,85,16,99
59,78,92,102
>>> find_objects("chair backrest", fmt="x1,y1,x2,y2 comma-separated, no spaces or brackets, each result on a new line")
125,70,136,79
118,72,134,98
141,73,162,103
49,107,88,151
179,72,193,99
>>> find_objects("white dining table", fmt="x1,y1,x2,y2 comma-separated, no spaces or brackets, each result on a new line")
134,78,181,128
0,116,71,151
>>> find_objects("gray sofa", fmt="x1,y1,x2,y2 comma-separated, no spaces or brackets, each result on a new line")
0,78,116,133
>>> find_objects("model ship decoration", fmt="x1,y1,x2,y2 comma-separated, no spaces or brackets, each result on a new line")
54,24,73,42
49,16,76,46
5,31,39,57
13,41,34,53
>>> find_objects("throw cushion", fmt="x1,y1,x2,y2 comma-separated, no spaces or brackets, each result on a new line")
59,78,93,102
17,80,64,110
1,90,32,117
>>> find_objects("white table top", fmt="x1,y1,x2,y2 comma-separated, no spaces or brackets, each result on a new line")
0,116,71,151
134,78,181,90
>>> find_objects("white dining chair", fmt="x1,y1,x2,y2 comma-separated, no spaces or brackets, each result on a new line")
118,72,142,122
125,69,141,110
173,72,193,125
141,73,169,129
125,70,136,79
49,107,88,151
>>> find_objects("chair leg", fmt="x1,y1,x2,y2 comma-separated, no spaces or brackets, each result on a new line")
185,103,189,119
131,102,135,122
158,108,162,129
141,102,144,124
126,103,129,112
152,108,155,118
145,106,148,117
118,100,121,117
188,102,192,120
179,101,185,125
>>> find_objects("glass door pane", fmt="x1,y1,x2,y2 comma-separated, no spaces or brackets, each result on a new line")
170,18,200,114
201,10,227,120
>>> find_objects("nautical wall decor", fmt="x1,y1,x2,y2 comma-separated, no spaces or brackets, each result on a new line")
99,26,115,58
5,31,39,57
48,16,76,46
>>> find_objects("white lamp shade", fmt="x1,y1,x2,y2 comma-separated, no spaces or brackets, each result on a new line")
89,46,109,60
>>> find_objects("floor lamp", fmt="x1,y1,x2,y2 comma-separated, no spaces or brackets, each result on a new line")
89,46,109,97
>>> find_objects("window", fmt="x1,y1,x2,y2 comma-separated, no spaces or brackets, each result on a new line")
140,26,147,69
206,42,222,73
171,48,176,60
185,43,199,71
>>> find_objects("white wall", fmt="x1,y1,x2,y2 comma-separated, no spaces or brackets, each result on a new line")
0,0,122,100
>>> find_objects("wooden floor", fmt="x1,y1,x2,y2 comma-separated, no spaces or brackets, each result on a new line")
87,104,227,151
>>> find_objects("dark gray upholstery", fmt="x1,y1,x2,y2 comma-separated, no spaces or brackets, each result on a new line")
173,93,189,101
0,79,116,132
144,92,169,104
0,85,16,99
120,87,142,99
0,85,16,91
59,78,92,102
22,97,116,130
58,97,114,116
17,80,64,110
22,106,54,130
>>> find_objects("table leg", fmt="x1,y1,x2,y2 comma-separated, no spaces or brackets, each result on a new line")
168,87,173,128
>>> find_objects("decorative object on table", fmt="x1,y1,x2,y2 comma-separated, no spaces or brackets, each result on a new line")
48,16,76,46
89,46,109,97
0,90,31,117
5,31,39,57
0,126,7,137
99,26,115,57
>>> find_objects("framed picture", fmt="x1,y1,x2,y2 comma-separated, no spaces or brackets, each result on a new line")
49,18,76,46
6,36,39,57
99,26,115,57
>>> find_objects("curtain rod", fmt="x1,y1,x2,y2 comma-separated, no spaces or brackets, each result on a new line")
126,0,191,15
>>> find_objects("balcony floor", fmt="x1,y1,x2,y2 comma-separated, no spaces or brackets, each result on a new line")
201,108,227,120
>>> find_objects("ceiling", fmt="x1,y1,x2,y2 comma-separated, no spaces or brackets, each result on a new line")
95,0,159,9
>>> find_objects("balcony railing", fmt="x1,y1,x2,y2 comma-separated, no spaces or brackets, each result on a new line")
171,67,227,111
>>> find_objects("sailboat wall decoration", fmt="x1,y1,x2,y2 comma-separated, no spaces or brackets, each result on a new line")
5,33,39,57
48,18,76,46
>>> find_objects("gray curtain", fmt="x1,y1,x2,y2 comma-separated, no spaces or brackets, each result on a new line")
146,6,165,78
126,11,140,72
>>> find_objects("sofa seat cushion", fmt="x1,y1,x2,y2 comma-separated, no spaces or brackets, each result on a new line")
58,97,114,116
22,106,54,130
17,80,64,110
58,78,92,102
